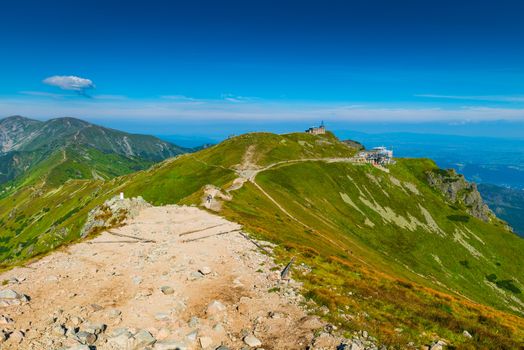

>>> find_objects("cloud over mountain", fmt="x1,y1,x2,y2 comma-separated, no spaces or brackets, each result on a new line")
43,75,95,96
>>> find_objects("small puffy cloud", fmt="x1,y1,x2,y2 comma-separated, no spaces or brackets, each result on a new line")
43,75,94,96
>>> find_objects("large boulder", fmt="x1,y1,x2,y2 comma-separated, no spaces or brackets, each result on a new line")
426,169,493,222
80,196,151,238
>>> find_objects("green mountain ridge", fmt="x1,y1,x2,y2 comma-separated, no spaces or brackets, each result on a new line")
0,116,188,190
0,130,523,348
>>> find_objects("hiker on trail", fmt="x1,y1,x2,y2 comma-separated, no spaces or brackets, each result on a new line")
206,194,212,203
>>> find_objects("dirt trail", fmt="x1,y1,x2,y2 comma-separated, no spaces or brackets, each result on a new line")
0,206,330,350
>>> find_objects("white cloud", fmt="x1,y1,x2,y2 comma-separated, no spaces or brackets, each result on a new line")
415,94,524,102
221,93,258,103
43,75,95,95
19,90,66,99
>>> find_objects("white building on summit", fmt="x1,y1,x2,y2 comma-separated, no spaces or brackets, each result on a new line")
305,121,326,135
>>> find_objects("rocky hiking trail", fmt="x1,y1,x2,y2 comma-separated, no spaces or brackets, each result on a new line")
0,204,379,350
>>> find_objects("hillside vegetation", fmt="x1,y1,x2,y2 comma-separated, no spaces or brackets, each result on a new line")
0,131,523,348
0,116,187,191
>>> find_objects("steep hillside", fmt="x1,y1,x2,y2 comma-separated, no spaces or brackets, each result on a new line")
0,116,187,188
0,116,42,153
1,131,523,348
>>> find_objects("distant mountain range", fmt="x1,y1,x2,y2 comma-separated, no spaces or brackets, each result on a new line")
0,116,187,190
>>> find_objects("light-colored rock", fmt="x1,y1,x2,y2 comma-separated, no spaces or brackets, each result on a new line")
107,332,133,349
70,316,83,326
155,312,170,321
429,340,447,350
107,308,122,319
157,327,171,339
206,300,226,316
154,339,188,350
0,315,14,324
199,266,212,275
75,331,97,345
9,330,25,343
243,334,262,347
160,286,174,295
0,289,22,299
65,345,91,350
189,272,204,280
132,329,156,348
52,324,66,336
463,330,473,338
186,330,198,342
84,322,106,335
199,336,213,348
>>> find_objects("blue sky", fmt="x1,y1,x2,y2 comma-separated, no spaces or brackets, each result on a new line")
1,0,524,138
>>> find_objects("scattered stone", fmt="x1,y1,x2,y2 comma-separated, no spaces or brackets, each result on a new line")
84,322,106,335
9,330,25,343
75,331,97,345
107,308,122,319
157,327,171,339
0,289,28,306
108,331,133,349
213,323,224,333
463,330,473,339
65,345,91,350
161,286,175,295
199,336,213,348
188,316,200,327
206,301,226,316
0,331,6,344
155,312,170,321
7,277,19,285
186,330,198,342
132,329,157,348
243,334,262,347
154,339,188,350
199,266,212,275
189,272,204,280
46,275,59,282
268,311,282,319
52,324,67,336
0,315,14,324
215,346,230,350
90,303,103,312
429,340,447,350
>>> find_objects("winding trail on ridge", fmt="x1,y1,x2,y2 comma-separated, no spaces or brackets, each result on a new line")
220,153,374,266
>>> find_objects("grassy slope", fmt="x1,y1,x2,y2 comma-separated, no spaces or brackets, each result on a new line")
0,132,523,347
219,160,524,348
